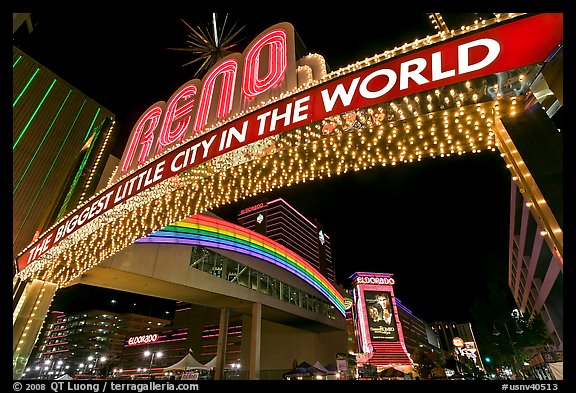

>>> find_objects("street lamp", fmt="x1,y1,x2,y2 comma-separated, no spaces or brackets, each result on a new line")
493,318,524,379
144,351,162,379
99,356,108,378
87,356,94,375
42,360,52,379
87,355,107,378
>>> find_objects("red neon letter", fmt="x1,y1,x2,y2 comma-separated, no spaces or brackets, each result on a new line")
156,84,198,154
193,59,238,132
120,105,163,173
242,29,288,98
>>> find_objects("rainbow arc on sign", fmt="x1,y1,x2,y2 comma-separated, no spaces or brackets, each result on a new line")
135,214,345,315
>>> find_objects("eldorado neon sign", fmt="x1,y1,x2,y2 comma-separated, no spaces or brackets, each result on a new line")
16,13,563,273
127,333,159,346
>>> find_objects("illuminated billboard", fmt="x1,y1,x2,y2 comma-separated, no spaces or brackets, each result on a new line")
364,291,399,342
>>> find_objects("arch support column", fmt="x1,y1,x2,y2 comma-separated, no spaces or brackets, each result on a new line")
249,302,261,380
13,279,58,380
214,307,229,380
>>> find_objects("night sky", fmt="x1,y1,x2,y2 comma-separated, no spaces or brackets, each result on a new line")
14,9,523,323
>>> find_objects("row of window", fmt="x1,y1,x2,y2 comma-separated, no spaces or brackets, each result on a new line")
189,247,337,319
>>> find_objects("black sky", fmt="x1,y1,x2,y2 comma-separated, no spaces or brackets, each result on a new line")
14,9,522,323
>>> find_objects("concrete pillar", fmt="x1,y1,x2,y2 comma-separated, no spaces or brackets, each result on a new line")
13,279,58,379
249,303,262,380
214,307,229,380
534,257,561,312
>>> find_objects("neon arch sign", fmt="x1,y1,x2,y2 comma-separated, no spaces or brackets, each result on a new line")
16,14,562,285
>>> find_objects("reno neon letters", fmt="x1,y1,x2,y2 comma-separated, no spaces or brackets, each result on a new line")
119,24,296,175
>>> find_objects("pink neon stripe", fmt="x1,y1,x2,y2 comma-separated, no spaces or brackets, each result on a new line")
42,349,69,355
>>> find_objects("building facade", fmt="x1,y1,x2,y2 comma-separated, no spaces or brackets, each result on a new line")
23,310,170,379
237,198,336,282
118,302,244,380
13,39,119,377
395,299,443,362
498,45,563,350
12,46,117,263
431,321,485,373
349,272,413,373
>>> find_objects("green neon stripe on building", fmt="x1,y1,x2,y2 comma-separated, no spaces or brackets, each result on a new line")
13,78,57,150
13,68,40,108
14,90,73,194
57,116,106,219
13,55,22,67
13,100,88,242
84,107,101,142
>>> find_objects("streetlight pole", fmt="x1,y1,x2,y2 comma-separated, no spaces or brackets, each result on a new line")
99,356,108,379
493,319,524,379
87,356,95,378
87,355,107,379
144,351,162,379
42,359,52,380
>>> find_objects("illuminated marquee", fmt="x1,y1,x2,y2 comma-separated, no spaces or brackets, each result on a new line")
16,13,563,275
240,203,266,215
356,276,395,285
122,33,502,176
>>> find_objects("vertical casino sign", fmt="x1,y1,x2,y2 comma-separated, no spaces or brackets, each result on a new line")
364,290,399,341
351,273,404,353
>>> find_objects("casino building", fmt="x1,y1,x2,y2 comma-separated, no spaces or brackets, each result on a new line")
22,310,171,379
431,321,485,373
350,272,413,374
60,211,349,380
395,299,443,363
237,198,336,282
503,79,563,350
12,45,118,312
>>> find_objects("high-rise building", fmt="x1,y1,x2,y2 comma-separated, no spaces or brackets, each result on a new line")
12,45,117,263
498,44,563,350
395,299,443,361
431,321,485,373
23,310,170,379
237,198,336,282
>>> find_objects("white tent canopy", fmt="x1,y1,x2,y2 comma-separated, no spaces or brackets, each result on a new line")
164,353,211,371
203,356,238,370
203,356,217,369
312,361,329,373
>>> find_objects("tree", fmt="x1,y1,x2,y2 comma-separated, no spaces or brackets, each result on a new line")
514,314,553,363
469,282,551,377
